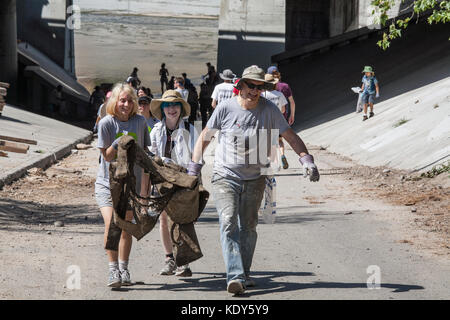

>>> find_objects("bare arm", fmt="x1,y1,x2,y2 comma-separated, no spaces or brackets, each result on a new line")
211,99,217,109
99,146,117,163
288,96,296,125
280,128,309,158
192,127,216,163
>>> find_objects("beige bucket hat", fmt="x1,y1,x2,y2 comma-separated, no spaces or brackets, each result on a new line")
150,90,191,121
264,73,279,84
236,65,275,90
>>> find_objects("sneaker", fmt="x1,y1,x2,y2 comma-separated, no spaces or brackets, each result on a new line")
108,269,121,288
244,276,256,288
227,279,245,295
281,155,289,169
369,112,374,118
120,269,132,286
175,265,192,277
159,258,176,275
363,115,368,121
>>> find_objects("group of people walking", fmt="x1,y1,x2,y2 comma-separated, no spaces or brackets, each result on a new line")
93,62,321,295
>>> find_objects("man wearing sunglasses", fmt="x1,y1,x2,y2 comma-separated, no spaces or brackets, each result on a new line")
188,65,320,295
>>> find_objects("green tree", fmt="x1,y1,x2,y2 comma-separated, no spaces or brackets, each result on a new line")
371,0,450,50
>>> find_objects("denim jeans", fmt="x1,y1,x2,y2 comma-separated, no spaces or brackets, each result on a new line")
212,174,266,284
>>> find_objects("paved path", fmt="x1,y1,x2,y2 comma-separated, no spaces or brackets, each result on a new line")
1,135,449,300
0,105,92,188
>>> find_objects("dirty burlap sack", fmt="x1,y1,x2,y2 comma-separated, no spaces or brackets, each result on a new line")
105,135,209,266
162,183,209,266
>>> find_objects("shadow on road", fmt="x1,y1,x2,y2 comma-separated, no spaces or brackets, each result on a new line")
0,198,102,231
110,270,424,296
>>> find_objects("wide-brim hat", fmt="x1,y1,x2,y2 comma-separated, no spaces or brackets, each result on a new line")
236,65,274,90
150,90,191,121
362,66,373,73
264,73,279,84
219,69,236,81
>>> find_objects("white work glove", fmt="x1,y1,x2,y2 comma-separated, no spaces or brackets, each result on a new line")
299,154,320,182
376,92,380,98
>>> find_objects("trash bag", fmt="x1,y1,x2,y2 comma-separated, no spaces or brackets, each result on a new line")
351,87,363,113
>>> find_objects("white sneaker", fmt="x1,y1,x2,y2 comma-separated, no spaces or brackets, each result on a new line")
159,259,177,275
108,269,121,288
120,269,132,286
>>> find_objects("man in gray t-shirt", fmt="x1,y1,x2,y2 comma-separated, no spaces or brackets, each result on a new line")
187,65,320,295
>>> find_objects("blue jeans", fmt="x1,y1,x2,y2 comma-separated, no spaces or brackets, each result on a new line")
212,174,266,284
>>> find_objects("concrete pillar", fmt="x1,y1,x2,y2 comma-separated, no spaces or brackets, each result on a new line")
0,0,18,102
285,0,330,51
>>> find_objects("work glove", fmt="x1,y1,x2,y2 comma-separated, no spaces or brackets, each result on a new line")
299,154,320,182
376,92,380,98
111,137,122,150
93,124,98,133
187,160,203,176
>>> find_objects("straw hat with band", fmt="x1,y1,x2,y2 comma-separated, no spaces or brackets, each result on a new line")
235,65,275,91
150,90,191,121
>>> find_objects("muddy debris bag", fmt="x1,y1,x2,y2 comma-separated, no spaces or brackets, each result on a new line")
105,135,209,265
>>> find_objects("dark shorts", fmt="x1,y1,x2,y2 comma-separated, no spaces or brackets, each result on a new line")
361,92,375,104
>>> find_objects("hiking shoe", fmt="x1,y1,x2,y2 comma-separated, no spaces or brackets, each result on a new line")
175,265,192,277
227,280,245,295
108,269,121,288
159,258,176,275
281,155,289,169
363,115,368,121
120,269,132,286
369,112,374,118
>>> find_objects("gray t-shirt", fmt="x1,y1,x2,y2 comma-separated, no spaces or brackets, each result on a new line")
207,96,289,180
146,117,159,133
96,114,151,194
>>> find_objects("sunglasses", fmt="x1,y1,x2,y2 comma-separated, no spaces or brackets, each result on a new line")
244,81,265,90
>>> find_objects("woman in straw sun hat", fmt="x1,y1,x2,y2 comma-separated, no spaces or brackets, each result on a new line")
146,89,197,277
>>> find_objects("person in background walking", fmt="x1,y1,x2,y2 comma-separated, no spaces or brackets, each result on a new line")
93,90,112,133
137,95,159,133
174,77,189,102
211,69,236,109
182,73,193,90
160,63,169,93
263,73,289,169
199,82,212,128
267,66,296,126
129,67,141,87
89,86,105,120
96,83,150,288
360,66,380,121
168,76,175,90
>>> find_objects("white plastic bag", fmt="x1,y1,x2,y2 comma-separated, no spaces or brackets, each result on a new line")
351,87,363,113
260,176,276,224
